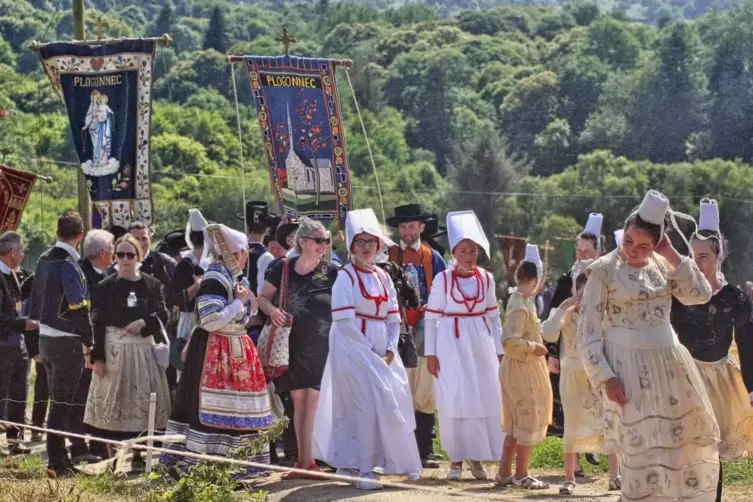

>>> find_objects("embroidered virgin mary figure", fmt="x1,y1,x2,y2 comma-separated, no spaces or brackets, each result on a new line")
81,90,120,177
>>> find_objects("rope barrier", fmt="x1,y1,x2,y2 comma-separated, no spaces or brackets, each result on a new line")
0,418,521,501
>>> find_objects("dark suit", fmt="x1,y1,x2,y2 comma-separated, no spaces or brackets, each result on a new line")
28,246,94,469
0,265,33,443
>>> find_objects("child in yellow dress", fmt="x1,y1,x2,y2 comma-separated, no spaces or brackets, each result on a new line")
496,244,552,489
541,262,620,495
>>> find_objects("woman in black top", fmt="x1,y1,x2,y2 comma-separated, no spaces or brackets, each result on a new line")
259,217,338,478
671,202,753,502
84,234,171,465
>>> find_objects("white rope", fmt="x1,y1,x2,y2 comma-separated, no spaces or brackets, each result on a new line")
230,63,248,232
344,69,386,224
0,419,519,501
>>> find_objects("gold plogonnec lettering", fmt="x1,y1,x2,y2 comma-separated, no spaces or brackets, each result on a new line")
73,75,123,87
262,75,319,89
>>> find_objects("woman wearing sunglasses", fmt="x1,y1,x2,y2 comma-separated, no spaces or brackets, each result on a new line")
313,209,422,490
84,234,171,467
259,217,339,477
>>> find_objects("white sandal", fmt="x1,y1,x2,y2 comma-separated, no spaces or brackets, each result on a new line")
609,475,622,491
559,480,576,495
513,475,550,490
494,472,514,487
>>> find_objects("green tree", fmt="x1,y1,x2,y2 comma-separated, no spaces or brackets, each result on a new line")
585,18,641,70
448,125,527,235
203,6,228,53
499,71,562,170
150,3,174,37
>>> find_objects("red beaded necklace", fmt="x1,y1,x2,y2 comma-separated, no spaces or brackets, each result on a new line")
354,266,389,315
450,267,486,312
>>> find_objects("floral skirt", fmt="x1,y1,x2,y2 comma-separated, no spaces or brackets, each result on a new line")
695,356,753,460
198,330,273,430
160,328,270,477
603,326,720,502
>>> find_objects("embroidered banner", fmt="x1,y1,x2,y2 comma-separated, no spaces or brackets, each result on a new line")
0,165,37,231
496,235,527,285
37,40,156,229
243,56,353,227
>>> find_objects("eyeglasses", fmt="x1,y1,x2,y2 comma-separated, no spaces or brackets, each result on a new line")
302,236,331,245
354,238,379,248
116,251,137,260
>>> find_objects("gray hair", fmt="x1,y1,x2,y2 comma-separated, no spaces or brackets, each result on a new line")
294,217,327,255
0,232,23,256
83,229,114,259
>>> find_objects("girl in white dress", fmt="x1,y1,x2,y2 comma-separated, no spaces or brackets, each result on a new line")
579,190,720,502
313,209,421,490
541,261,620,495
425,210,504,481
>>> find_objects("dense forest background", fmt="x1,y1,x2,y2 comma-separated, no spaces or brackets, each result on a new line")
3,0,753,281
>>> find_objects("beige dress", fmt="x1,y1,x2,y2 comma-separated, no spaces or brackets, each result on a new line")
500,291,552,445
542,308,605,454
579,251,720,502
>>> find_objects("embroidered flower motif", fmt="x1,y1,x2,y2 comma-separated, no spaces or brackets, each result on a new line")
646,471,660,485
671,424,685,439
627,430,645,448
684,471,699,488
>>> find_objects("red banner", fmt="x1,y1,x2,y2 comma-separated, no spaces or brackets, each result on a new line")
0,165,37,231
496,235,527,284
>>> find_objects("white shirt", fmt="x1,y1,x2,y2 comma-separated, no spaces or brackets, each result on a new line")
0,260,12,275
55,240,80,261
400,239,421,251
256,251,274,297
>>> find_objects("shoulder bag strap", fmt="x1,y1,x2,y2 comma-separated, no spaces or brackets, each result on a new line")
279,258,290,311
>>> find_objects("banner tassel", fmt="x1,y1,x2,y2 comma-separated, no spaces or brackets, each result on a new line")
230,62,248,234
345,69,385,226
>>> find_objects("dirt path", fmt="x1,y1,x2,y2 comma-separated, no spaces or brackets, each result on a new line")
256,466,748,502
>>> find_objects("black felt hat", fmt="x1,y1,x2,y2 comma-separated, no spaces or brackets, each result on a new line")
422,213,447,254
109,225,128,241
156,229,189,257
386,204,434,228
237,201,280,231
275,220,300,251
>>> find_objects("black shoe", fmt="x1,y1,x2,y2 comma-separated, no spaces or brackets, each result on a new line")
422,459,440,469
585,453,600,465
131,455,146,472
8,442,31,455
428,452,444,460
71,453,102,464
47,461,79,479
574,467,585,478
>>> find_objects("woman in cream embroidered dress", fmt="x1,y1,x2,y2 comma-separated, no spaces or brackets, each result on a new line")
541,262,620,495
497,246,552,490
579,190,720,502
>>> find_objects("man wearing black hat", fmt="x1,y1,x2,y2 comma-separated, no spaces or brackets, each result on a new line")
387,204,447,469
240,201,280,294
